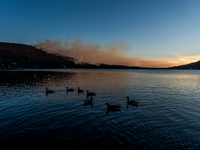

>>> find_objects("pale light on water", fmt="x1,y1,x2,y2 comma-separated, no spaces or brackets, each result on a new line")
0,69,200,149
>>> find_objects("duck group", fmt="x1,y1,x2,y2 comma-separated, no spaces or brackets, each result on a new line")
45,86,139,111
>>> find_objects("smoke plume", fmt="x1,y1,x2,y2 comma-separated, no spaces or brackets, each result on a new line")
33,37,177,68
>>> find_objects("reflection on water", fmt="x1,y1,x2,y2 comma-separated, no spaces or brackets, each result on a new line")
1,69,200,149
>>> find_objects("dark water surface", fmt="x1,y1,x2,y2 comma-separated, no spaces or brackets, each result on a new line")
1,69,200,149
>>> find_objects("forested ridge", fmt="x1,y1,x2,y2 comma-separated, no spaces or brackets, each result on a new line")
0,42,76,69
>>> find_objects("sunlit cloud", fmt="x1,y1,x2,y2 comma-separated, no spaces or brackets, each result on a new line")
33,37,197,68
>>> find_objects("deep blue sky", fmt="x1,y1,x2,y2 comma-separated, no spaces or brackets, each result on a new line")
1,0,200,66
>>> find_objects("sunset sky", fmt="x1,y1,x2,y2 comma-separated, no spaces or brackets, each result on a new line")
1,0,200,67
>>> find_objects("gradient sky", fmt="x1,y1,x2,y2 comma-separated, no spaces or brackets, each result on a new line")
1,0,200,67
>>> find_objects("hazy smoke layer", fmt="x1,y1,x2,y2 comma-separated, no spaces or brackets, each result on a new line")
33,37,176,68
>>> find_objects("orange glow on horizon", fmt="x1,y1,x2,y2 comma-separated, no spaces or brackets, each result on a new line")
33,38,200,68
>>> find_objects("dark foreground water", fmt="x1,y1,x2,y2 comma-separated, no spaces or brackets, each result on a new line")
1,69,200,149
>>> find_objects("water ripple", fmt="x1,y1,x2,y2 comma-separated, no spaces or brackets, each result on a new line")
1,70,200,149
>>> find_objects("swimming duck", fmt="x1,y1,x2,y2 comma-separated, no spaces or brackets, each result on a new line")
78,87,84,93
105,103,121,110
46,87,53,93
84,97,93,105
86,90,96,96
126,96,138,105
66,87,74,92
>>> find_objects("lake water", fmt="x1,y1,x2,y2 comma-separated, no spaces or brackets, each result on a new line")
1,69,200,149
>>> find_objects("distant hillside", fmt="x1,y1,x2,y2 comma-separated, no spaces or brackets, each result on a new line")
0,42,77,69
0,42,142,69
170,60,200,69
